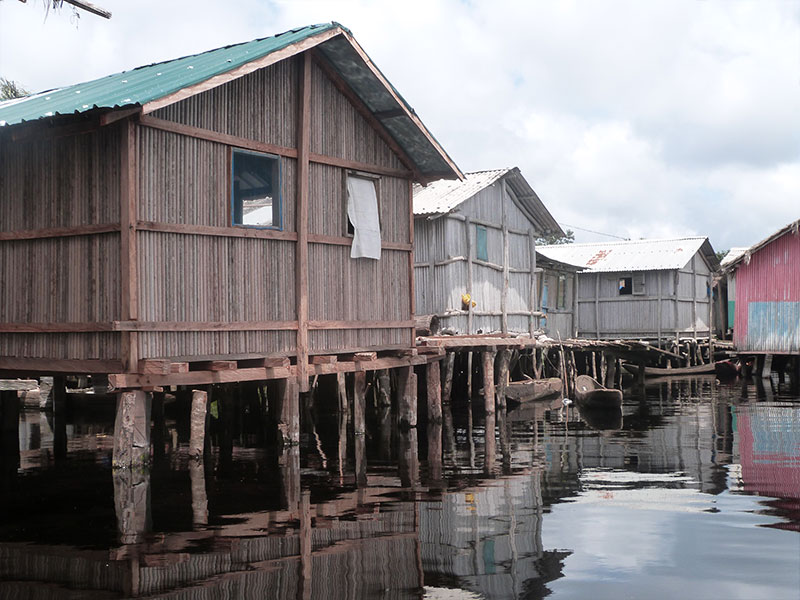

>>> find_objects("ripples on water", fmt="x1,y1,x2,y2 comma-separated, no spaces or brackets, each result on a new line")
0,376,798,599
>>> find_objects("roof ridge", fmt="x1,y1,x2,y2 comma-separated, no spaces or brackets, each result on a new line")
539,236,706,249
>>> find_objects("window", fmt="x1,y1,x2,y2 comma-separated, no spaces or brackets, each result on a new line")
633,272,646,296
619,276,632,295
346,174,381,260
541,280,549,309
557,275,567,309
231,149,281,228
476,225,488,261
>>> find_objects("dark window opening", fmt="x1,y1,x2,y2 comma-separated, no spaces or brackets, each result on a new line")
232,149,281,228
619,277,633,295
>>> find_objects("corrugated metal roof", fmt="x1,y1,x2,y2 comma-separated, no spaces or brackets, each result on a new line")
722,218,800,272
413,167,562,234
720,247,749,267
538,237,718,273
0,22,462,180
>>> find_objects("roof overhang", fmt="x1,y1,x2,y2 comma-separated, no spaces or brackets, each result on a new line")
721,219,800,273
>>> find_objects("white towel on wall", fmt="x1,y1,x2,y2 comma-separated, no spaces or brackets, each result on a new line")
346,176,382,260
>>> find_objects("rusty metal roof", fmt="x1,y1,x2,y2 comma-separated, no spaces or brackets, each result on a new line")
413,167,562,235
0,23,461,181
538,237,719,273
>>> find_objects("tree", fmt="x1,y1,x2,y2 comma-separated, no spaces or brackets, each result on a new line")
6,0,111,20
0,78,29,101
715,249,729,263
536,229,575,246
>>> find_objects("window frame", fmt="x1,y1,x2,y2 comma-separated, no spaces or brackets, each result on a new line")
618,276,633,296
632,272,646,296
230,147,283,230
475,224,488,262
343,170,381,238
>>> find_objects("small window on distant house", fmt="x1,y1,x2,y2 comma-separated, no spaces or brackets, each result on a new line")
619,276,633,296
541,281,549,309
476,225,488,261
633,272,646,296
557,275,567,309
231,149,281,228
346,174,381,260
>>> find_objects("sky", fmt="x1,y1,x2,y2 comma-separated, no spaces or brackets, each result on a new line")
1,0,799,251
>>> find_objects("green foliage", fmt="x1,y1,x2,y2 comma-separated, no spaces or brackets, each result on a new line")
715,249,729,262
0,78,29,101
536,229,575,246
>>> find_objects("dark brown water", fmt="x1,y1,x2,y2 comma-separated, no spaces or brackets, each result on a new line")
1,376,799,599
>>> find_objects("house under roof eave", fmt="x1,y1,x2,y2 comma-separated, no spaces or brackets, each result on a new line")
0,22,462,184
413,167,562,236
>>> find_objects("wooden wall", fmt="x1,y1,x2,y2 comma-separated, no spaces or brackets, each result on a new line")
575,252,713,341
0,126,123,361
414,177,547,335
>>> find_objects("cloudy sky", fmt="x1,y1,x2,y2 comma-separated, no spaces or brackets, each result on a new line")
1,0,798,251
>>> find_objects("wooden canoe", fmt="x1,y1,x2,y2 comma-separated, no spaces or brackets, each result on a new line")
574,375,623,409
621,362,716,377
505,377,562,403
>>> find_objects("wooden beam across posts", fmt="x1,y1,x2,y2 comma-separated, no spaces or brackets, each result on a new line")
120,119,139,372
296,51,312,393
482,351,496,415
137,360,189,375
190,360,237,371
426,360,442,423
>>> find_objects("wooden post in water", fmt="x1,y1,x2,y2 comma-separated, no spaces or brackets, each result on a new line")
112,390,151,469
426,360,443,423
397,366,418,428
496,350,511,410
189,389,208,459
376,370,392,407
0,390,20,473
762,354,773,379
482,350,496,415
353,371,366,436
427,421,443,482
441,353,455,403
277,378,300,447
466,351,474,397
336,373,348,415
189,459,208,526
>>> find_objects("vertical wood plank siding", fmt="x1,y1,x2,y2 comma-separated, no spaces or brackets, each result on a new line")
0,127,123,359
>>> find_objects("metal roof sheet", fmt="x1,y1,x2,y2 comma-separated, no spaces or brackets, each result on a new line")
0,22,461,181
722,219,800,272
538,237,718,273
413,167,562,234
720,247,749,267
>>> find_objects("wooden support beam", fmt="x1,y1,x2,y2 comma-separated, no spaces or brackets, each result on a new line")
296,52,312,393
310,355,337,365
137,360,189,375
496,349,511,410
441,352,455,403
277,378,300,447
426,361,442,423
397,366,417,428
238,356,291,368
377,370,392,407
353,352,378,362
112,391,151,469
120,119,139,372
108,366,293,390
189,389,208,459
482,351,496,415
336,373,348,415
353,371,366,436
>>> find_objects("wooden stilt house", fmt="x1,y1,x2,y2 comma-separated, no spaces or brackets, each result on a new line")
0,23,462,391
538,237,719,342
412,168,564,336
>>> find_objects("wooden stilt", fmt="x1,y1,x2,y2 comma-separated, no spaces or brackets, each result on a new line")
496,350,511,410
189,389,208,459
466,351,474,397
484,413,496,475
377,369,392,407
279,446,300,512
397,366,418,428
277,378,300,447
441,352,455,403
189,459,208,526
151,390,165,463
398,428,419,488
591,351,598,380
482,350,496,415
762,354,773,379
336,372,348,415
426,360,443,423
112,390,151,469
427,421,443,482
353,371,366,436
1,390,20,473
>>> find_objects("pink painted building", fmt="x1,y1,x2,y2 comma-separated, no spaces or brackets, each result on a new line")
724,219,800,354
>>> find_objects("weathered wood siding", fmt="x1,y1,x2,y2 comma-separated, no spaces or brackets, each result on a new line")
0,126,123,360
575,251,713,340
414,177,563,335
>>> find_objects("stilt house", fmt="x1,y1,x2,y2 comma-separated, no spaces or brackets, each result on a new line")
412,168,565,336
538,237,719,342
0,23,462,392
721,219,800,355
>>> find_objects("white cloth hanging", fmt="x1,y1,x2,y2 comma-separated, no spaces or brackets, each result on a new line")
346,176,381,260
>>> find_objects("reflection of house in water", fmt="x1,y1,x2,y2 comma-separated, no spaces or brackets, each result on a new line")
420,474,569,598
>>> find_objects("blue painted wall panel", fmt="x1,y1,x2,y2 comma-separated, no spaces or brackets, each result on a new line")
747,302,800,353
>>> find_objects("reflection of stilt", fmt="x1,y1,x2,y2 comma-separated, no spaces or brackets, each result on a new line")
279,446,301,513
427,422,443,482
0,390,20,478
151,391,166,464
112,391,152,469
398,429,419,488
442,402,457,468
484,413,496,475
498,410,511,475
113,467,151,545
467,403,476,470
189,459,208,527
378,404,393,462
299,490,312,600
337,411,347,484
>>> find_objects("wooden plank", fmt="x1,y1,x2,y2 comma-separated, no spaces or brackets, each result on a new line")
114,320,298,332
238,356,291,368
352,352,378,362
353,371,366,435
62,0,111,19
426,360,442,423
143,27,344,114
191,360,237,371
408,179,416,348
99,107,141,126
502,223,509,334
482,351,496,415
0,322,115,333
137,360,189,375
309,152,411,179
0,223,120,242
309,355,338,365
307,320,414,330
108,366,294,390
465,216,473,334
296,51,312,393
120,119,139,372
307,233,411,251
136,220,298,242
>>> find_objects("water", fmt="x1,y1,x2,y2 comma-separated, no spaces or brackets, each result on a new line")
1,376,799,599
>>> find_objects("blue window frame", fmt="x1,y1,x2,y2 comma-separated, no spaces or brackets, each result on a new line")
231,148,281,229
476,225,488,261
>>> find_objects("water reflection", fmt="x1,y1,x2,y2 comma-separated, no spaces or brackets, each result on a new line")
0,376,798,598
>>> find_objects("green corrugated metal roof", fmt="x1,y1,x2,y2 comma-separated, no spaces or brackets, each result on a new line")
0,23,340,127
